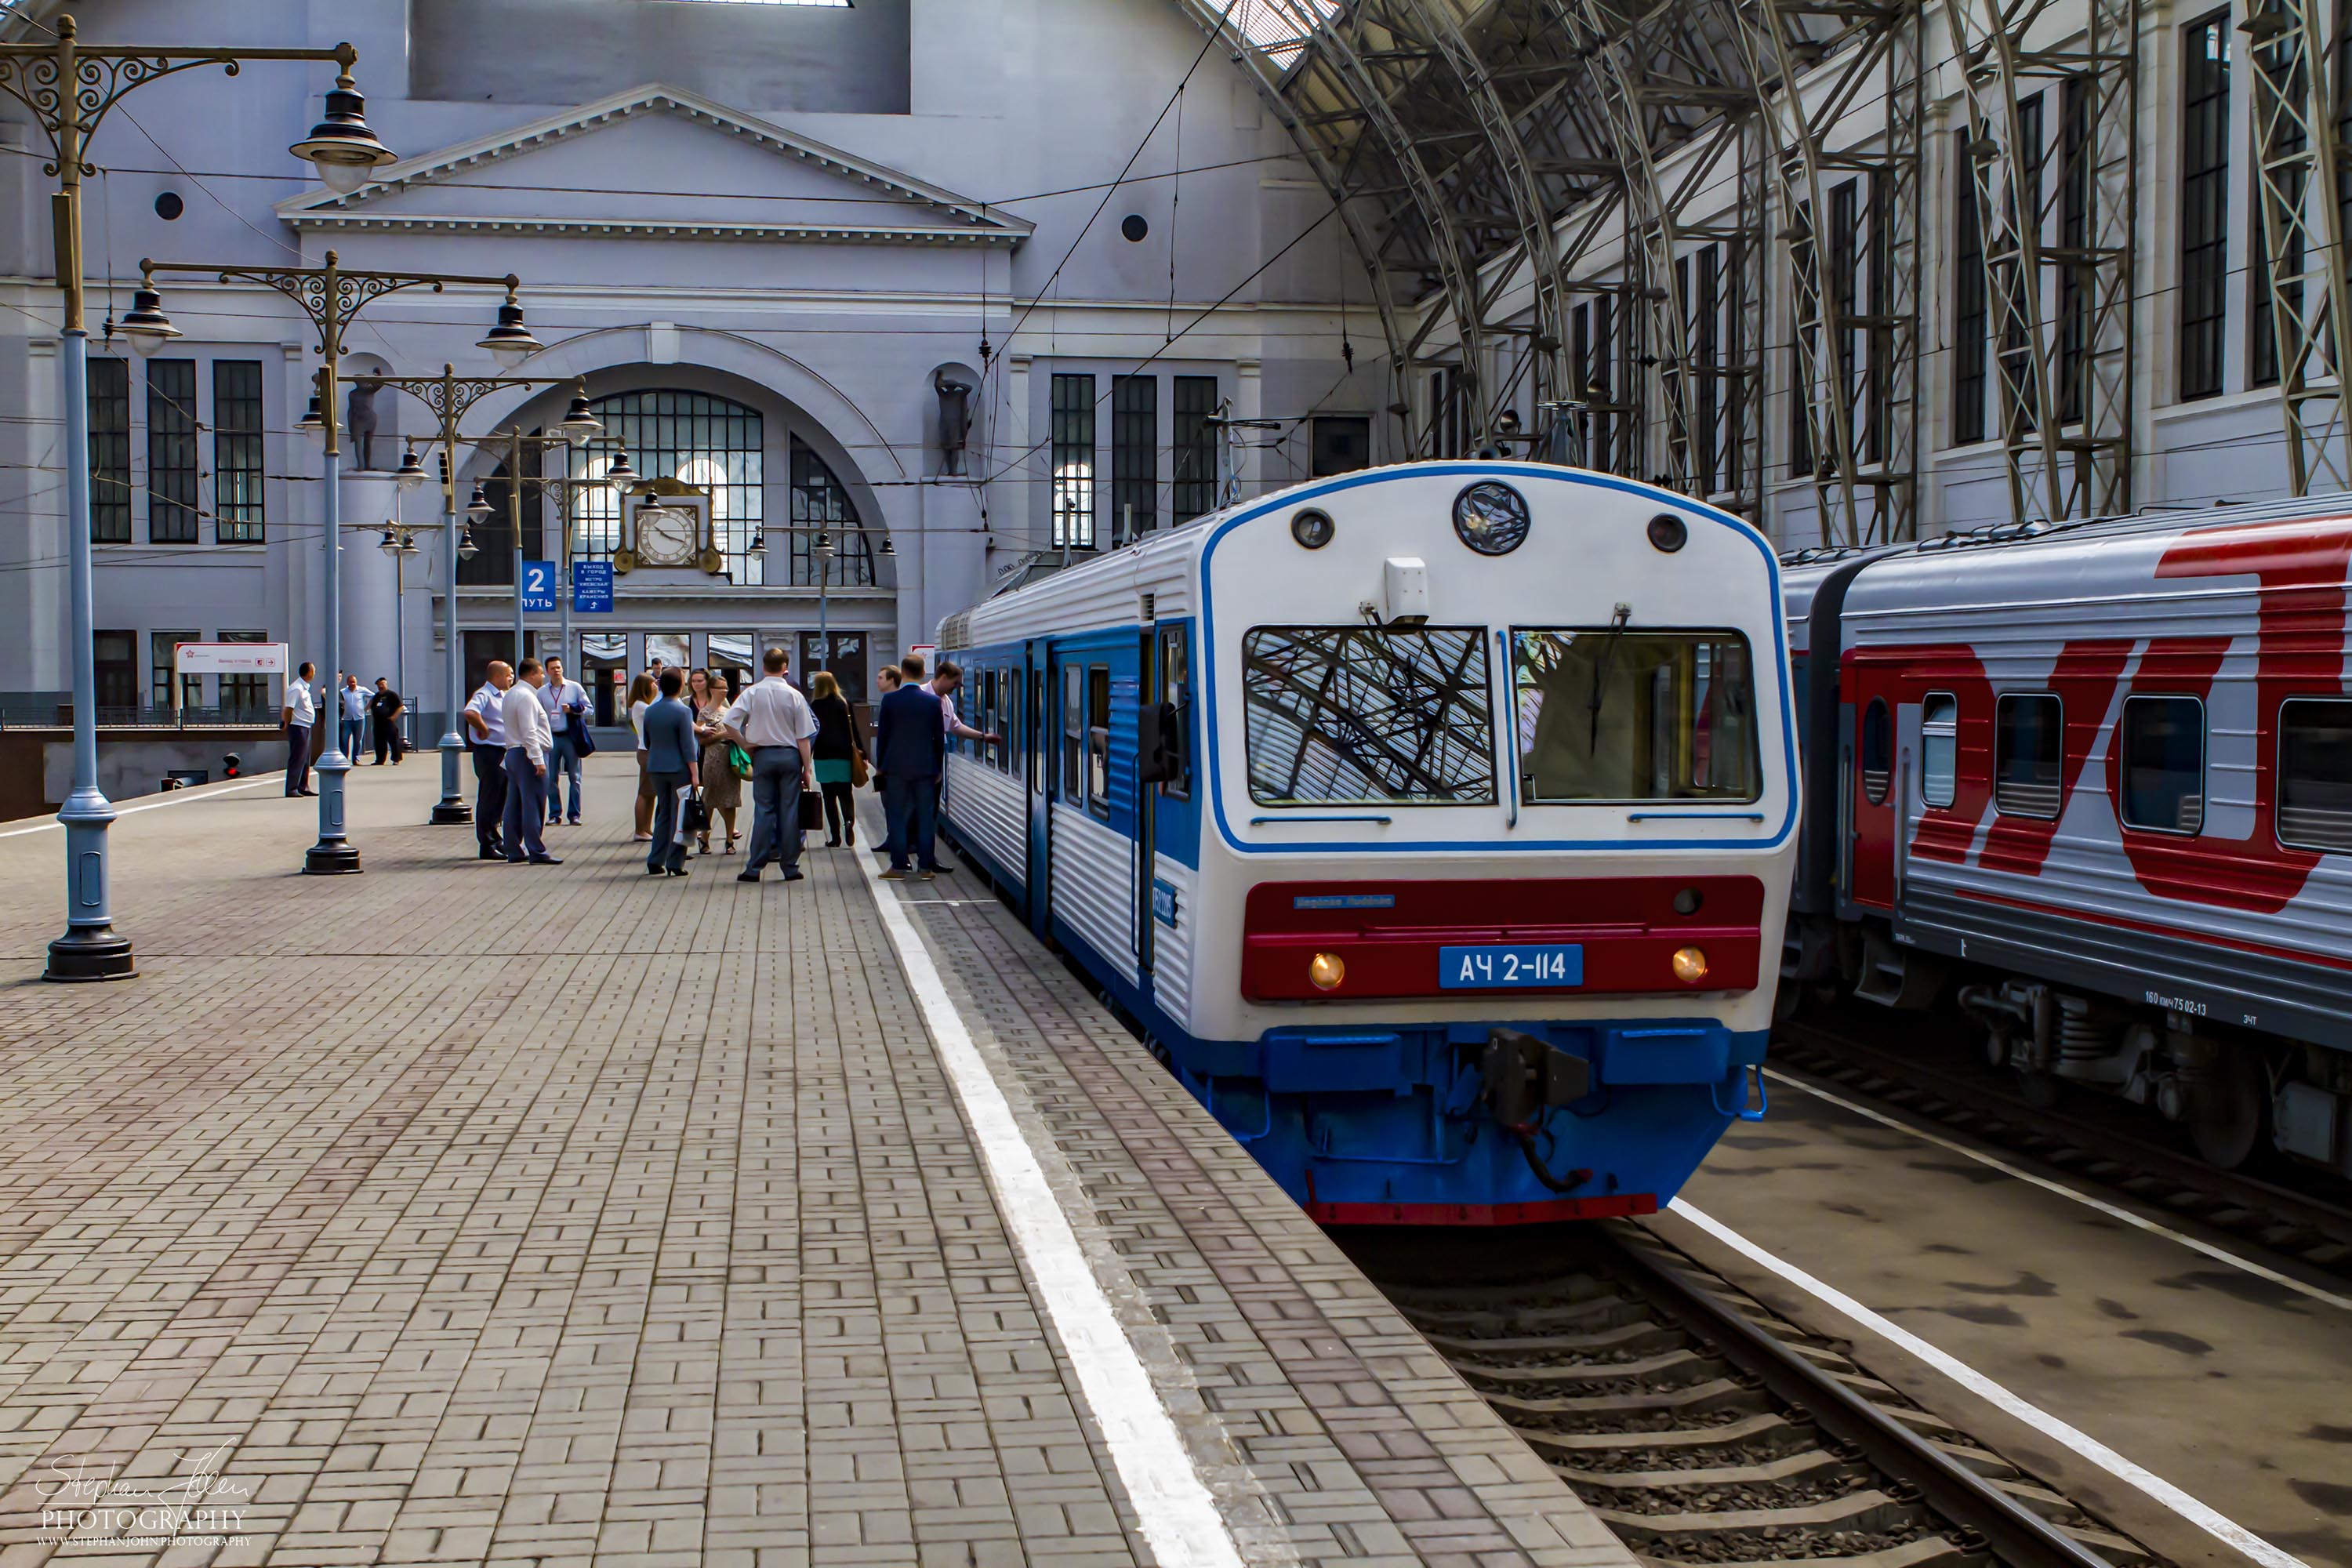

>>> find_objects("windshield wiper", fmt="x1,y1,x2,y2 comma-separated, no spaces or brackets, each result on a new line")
1587,602,1632,750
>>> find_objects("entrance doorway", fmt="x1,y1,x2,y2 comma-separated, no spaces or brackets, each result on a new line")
799,631,869,702
581,633,628,725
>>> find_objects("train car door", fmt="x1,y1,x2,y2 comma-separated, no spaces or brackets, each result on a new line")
1846,662,1900,911
1025,640,1051,939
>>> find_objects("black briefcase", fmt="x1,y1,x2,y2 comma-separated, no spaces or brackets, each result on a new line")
798,788,825,832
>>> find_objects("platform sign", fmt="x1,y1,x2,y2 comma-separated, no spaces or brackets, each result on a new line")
573,561,614,613
172,641,285,676
521,561,557,613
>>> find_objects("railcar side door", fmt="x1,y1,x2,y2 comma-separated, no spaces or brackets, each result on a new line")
1025,640,1051,938
1846,658,1900,912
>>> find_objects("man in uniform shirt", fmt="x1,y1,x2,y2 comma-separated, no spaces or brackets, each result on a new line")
336,673,367,761
501,658,559,865
538,655,589,826
283,660,318,797
720,644,818,884
463,660,514,860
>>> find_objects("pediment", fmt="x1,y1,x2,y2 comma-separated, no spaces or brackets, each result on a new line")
276,84,1030,248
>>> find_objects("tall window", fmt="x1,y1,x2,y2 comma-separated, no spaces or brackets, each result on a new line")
791,435,875,586
1954,130,1988,445
147,360,199,543
1173,375,1220,522
2059,78,2092,419
213,361,265,542
94,630,137,709
571,390,765,581
1111,374,1156,543
2180,12,2232,401
463,443,539,588
1791,201,1817,476
89,358,131,543
219,630,270,717
1828,180,1860,472
1696,244,1721,492
151,630,200,709
2008,93,2046,432
1051,372,1096,549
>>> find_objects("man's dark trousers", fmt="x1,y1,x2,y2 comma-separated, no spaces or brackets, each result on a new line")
884,772,939,872
285,724,312,795
372,717,401,764
744,747,804,874
647,770,691,873
471,741,508,855
502,749,549,861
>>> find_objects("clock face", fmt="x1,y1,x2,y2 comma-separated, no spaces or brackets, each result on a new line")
637,506,699,566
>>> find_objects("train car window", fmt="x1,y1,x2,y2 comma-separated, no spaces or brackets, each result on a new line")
1062,666,1083,801
1030,670,1045,793
2278,698,2352,852
1157,622,1192,798
1994,694,2063,818
1243,626,1497,806
1000,674,1018,775
1510,629,1759,804
1087,665,1112,820
2120,695,2205,835
1920,693,1958,808
1860,698,1892,804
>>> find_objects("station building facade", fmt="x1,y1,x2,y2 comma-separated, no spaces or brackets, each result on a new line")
0,0,1377,725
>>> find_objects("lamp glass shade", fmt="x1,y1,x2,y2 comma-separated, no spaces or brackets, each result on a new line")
291,84,397,191
746,532,767,557
456,526,480,561
296,394,325,432
557,394,603,445
603,450,637,482
378,527,401,557
465,485,493,522
879,536,895,555
477,301,542,369
118,287,180,356
811,532,833,558
394,450,428,488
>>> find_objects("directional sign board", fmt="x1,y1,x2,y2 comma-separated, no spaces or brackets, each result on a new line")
573,561,615,613
521,561,557,613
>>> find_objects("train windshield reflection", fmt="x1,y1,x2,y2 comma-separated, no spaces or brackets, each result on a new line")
1242,625,1497,806
1512,629,1760,804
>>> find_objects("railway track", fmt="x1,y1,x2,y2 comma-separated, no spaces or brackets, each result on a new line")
1349,1225,2155,1568
1771,1019,2352,1283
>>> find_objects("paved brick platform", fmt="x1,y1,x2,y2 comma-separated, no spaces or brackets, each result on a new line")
0,758,1635,1568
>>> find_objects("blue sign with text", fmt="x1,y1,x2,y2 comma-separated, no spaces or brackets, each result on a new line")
521,560,557,613
572,561,614,613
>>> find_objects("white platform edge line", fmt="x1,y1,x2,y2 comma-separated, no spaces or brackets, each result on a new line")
1767,1069,2352,1315
853,849,1247,1568
0,778,281,839
1667,1198,2310,1568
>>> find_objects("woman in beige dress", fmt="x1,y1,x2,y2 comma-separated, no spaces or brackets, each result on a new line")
692,668,742,853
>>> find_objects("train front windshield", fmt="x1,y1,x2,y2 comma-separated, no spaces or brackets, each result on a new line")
1242,625,1497,806
1512,629,1761,804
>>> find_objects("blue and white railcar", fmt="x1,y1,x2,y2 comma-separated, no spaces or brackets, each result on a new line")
938,461,1798,1223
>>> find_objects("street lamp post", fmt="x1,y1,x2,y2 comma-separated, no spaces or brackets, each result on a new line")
346,368,585,824
129,260,542,873
0,13,395,978
497,408,604,676
812,530,835,676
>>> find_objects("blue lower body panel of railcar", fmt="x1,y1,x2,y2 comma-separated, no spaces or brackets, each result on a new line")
940,815,1765,1225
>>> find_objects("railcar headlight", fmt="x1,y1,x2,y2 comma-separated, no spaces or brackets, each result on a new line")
1308,952,1346,991
1291,508,1335,550
1671,946,1709,985
1647,513,1688,553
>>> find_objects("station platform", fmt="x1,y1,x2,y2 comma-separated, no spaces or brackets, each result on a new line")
0,757,1636,1568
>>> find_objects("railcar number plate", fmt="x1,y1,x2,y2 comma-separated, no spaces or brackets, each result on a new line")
1439,944,1584,989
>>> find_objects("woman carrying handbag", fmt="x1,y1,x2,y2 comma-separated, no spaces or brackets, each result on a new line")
690,669,744,854
807,670,867,848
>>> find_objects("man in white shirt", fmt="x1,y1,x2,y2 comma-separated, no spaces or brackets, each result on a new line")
537,655,590,827
463,660,513,861
282,661,318,797
336,673,367,762
720,644,818,883
500,658,559,865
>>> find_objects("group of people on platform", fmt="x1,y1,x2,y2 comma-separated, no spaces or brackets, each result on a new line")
279,665,409,798
449,645,998,880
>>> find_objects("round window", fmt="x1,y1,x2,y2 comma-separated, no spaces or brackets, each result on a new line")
1452,481,1531,556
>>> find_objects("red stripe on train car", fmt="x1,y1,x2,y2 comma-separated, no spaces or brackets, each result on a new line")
1308,1193,1659,1226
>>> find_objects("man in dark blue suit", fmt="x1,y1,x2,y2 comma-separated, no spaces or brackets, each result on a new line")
874,652,946,880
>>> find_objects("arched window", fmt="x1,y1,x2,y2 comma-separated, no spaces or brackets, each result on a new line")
789,436,877,587
570,390,765,582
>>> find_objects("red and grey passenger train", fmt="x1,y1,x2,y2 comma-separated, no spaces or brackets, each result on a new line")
1781,495,2352,1172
